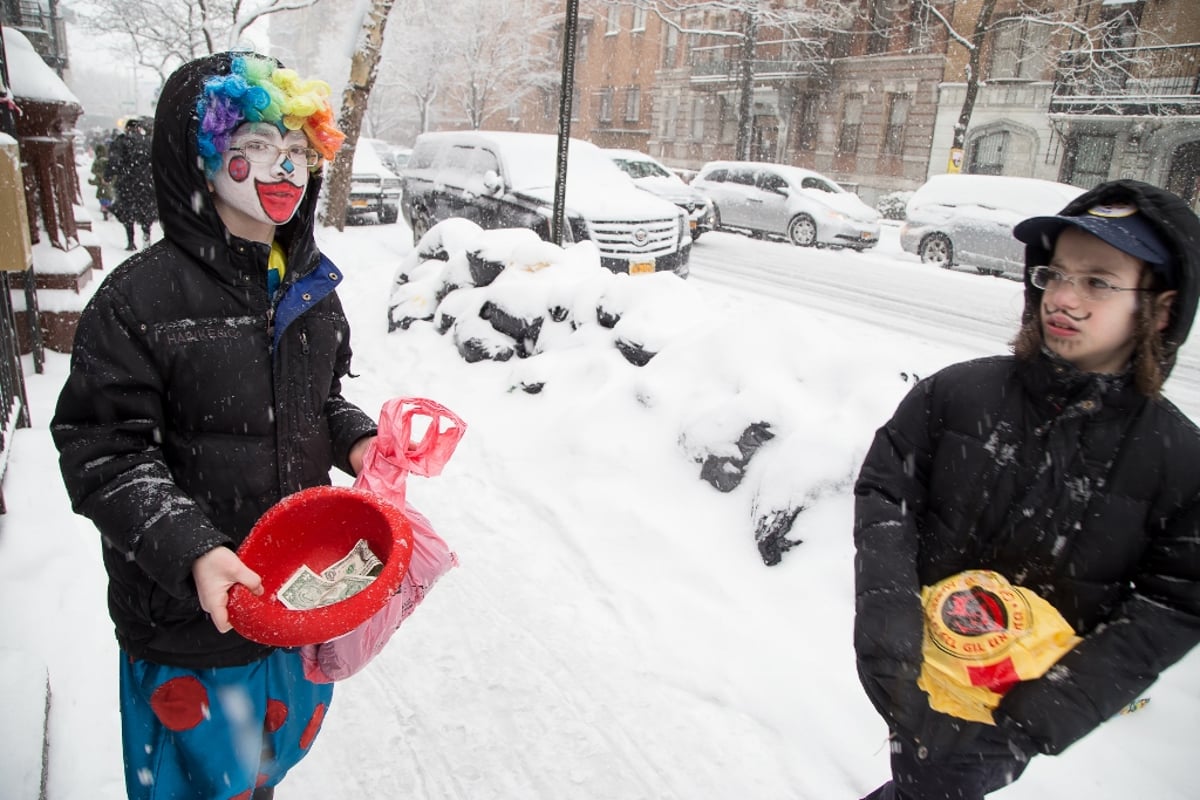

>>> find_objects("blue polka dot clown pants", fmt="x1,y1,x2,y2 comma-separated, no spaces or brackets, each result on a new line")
118,648,334,799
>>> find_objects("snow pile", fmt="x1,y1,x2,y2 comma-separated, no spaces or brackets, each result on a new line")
387,220,921,563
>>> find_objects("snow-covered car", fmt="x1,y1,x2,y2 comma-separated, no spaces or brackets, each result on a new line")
402,130,691,277
900,174,1086,277
691,161,881,250
348,139,402,224
602,148,713,241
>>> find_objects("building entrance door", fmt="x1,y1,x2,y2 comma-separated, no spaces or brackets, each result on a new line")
1166,140,1200,213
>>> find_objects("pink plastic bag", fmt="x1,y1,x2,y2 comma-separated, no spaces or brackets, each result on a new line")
300,398,466,683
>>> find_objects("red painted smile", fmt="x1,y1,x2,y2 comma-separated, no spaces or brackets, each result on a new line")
256,180,305,223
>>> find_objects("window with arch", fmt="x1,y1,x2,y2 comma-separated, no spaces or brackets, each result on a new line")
969,130,1009,175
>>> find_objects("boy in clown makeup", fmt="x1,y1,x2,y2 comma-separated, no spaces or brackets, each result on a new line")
52,52,377,799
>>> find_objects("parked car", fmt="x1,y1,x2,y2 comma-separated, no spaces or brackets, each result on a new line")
348,139,402,224
402,130,691,276
602,148,713,241
385,146,412,174
691,160,881,250
900,174,1086,277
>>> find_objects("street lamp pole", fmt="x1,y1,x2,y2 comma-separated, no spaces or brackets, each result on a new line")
551,0,579,246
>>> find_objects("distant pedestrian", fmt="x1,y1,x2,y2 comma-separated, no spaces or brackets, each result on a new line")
854,179,1200,799
106,117,157,249
89,141,114,220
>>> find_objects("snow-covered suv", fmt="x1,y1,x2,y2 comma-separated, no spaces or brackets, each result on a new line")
348,139,402,224
402,131,691,277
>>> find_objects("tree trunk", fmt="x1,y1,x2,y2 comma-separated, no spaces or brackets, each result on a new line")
320,0,398,230
951,0,998,153
734,6,759,161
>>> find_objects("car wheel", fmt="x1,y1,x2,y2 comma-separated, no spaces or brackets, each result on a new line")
710,205,722,232
410,208,432,246
788,214,817,247
380,205,399,225
920,233,953,268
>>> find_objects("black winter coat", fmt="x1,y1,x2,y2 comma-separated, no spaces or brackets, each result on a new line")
106,129,158,226
854,181,1200,761
52,53,377,668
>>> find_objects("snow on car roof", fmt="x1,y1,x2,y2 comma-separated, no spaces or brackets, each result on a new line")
908,174,1085,215
698,161,850,193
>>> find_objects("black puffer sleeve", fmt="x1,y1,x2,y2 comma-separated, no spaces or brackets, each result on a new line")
997,487,1200,754
51,278,231,600
853,376,936,735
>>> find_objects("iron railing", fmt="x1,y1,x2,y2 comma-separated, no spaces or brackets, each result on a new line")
1051,42,1200,115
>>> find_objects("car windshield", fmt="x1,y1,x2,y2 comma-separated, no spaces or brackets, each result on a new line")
503,138,631,191
613,158,673,180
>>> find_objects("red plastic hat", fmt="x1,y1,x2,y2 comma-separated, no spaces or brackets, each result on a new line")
227,485,413,647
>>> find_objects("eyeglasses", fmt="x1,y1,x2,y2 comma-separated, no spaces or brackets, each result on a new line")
228,140,320,167
1030,266,1156,302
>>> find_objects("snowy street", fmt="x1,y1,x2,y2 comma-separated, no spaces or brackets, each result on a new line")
4,205,1198,800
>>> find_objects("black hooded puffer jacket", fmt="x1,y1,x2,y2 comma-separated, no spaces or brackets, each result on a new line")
854,181,1200,759
52,53,377,668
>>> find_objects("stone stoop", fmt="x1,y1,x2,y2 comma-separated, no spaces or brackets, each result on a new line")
10,242,101,353
0,649,50,799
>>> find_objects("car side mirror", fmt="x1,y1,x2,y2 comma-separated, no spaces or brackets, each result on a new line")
483,169,504,195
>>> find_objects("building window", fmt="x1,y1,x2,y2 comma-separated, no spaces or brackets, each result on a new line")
625,87,641,123
663,23,678,67
632,3,647,32
571,87,581,121
910,3,933,52
829,27,853,59
577,30,589,63
990,18,1051,80
883,93,909,155
691,97,705,140
1064,134,1115,189
662,94,679,140
796,94,819,151
968,130,1009,174
838,95,863,153
719,96,737,144
606,3,620,35
868,0,897,55
599,88,614,124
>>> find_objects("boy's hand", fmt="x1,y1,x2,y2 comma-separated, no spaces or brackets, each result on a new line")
192,546,263,633
349,435,376,476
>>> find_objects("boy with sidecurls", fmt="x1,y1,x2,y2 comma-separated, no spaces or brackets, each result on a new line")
855,180,1200,799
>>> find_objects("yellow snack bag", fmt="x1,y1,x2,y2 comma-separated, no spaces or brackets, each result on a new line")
916,570,1082,724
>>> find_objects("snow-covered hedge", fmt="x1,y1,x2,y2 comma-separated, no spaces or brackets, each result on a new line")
387,220,920,565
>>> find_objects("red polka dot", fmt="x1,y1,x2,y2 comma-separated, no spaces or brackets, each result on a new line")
299,702,327,750
228,156,250,182
264,698,288,732
256,773,269,787
149,676,209,731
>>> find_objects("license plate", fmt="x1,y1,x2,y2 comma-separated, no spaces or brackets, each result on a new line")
351,199,368,208
630,261,655,275
861,232,875,240
689,220,698,231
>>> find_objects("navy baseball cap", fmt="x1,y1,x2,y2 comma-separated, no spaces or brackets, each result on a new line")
1014,202,1177,286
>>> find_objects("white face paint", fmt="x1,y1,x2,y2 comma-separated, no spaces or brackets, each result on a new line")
210,122,311,242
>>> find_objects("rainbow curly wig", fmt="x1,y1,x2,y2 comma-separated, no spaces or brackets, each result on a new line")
195,54,345,176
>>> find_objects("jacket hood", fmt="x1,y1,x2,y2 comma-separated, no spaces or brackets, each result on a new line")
152,52,325,275
1021,179,1200,363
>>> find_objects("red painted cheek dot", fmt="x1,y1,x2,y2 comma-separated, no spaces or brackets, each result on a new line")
149,676,209,731
228,156,250,182
299,702,327,750
264,698,288,733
